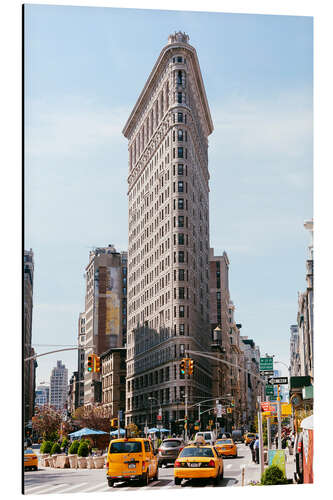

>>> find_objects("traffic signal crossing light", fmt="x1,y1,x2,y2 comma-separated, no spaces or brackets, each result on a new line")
180,359,186,375
188,359,194,375
227,407,233,414
87,355,94,372
94,355,101,372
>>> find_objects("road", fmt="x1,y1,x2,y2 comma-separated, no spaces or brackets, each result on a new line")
24,443,260,494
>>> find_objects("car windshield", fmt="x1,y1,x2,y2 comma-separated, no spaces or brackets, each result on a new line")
24,449,34,454
162,440,182,448
204,433,212,440
109,441,143,454
217,440,233,445
180,447,214,458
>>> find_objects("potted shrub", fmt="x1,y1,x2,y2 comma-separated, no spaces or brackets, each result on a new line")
40,440,53,466
261,465,288,485
77,441,89,468
49,442,61,468
68,440,80,468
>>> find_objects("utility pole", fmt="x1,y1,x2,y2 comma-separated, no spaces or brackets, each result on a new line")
198,403,201,431
277,384,282,449
257,395,264,477
267,416,271,450
184,370,188,443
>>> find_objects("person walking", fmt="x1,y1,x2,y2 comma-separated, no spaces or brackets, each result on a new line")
254,436,260,464
249,437,256,462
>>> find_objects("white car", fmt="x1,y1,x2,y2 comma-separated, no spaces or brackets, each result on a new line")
194,431,216,446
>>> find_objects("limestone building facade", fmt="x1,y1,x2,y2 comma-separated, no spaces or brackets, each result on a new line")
123,32,214,428
83,246,127,405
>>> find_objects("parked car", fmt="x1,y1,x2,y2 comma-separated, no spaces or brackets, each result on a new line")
158,438,185,467
194,431,216,445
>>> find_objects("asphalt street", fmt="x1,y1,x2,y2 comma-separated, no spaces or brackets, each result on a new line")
24,443,260,494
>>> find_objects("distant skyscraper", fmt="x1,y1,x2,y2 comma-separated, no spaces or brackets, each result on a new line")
35,384,50,408
24,249,37,426
83,245,127,405
50,360,68,411
123,32,213,428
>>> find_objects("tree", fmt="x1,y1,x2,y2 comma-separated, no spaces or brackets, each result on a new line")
32,405,72,441
126,423,140,437
72,404,112,433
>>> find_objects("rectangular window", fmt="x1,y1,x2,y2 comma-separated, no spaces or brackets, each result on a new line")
179,287,185,299
177,56,183,63
179,269,185,280
178,147,184,158
178,233,184,245
179,306,185,317
179,324,185,336
178,112,183,123
178,198,184,209
177,92,182,104
178,164,184,175
178,181,184,192
178,251,185,263
178,216,184,227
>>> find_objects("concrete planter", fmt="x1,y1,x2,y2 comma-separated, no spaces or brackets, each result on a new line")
44,456,51,467
77,457,87,469
40,454,49,467
103,454,108,468
56,455,70,469
68,454,78,468
86,456,95,469
49,455,58,468
93,456,105,469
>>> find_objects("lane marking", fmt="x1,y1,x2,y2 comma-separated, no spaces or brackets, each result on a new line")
226,464,232,470
25,483,68,495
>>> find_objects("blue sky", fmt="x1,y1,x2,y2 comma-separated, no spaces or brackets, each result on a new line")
24,4,313,385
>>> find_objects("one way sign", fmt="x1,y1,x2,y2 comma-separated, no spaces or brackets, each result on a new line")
267,377,288,385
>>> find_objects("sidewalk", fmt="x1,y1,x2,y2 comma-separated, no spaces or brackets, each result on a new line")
243,451,296,485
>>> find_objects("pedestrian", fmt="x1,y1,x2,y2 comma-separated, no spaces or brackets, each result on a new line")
275,435,279,449
254,436,260,464
249,438,256,462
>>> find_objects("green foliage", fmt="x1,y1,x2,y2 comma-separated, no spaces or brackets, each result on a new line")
261,465,288,485
78,441,89,457
50,442,61,455
61,437,69,449
68,440,80,455
40,440,53,454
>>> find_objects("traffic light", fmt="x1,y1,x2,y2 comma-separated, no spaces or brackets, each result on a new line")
87,354,94,372
180,359,186,375
231,398,235,407
227,407,232,414
188,359,194,375
111,418,118,428
94,355,101,372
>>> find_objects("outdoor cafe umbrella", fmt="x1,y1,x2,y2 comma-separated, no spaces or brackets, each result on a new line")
158,428,170,433
147,428,160,433
110,428,126,436
69,427,108,438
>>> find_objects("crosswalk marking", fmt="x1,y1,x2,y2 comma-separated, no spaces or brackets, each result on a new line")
81,482,109,492
57,482,89,493
226,464,233,469
25,483,68,495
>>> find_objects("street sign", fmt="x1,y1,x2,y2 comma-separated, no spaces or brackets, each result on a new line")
260,357,273,371
260,402,275,412
269,396,277,401
261,370,274,377
266,385,274,395
268,377,288,385
216,404,222,417
157,415,162,420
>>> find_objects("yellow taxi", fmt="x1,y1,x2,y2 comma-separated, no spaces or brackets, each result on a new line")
24,448,38,471
215,438,237,458
174,439,223,486
244,433,256,445
106,438,158,487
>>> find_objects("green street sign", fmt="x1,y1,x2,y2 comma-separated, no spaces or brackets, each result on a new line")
266,385,274,395
260,357,273,371
269,396,277,401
